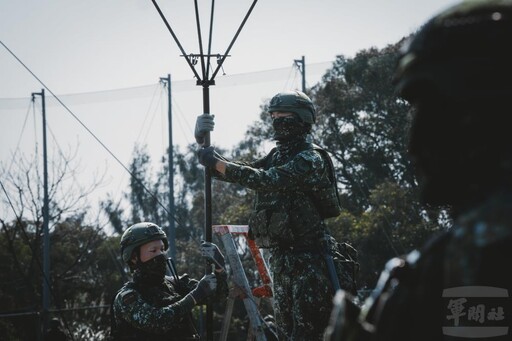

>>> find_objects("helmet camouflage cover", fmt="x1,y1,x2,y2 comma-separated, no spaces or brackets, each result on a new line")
120,222,168,263
394,0,512,102
268,90,316,124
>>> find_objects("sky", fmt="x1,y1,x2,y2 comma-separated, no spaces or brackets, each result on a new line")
0,0,461,226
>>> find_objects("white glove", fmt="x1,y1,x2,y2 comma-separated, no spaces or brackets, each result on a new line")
194,114,215,145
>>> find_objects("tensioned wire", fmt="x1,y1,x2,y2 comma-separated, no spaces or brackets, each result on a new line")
0,40,183,228
0,62,334,109
1,38,401,257
4,100,32,175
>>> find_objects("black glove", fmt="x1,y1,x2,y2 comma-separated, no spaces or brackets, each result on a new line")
190,273,217,304
197,146,219,168
200,241,226,271
194,114,215,145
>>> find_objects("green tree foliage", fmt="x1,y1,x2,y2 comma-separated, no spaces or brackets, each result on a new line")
102,144,205,240
0,216,125,340
127,144,164,226
327,182,444,291
0,148,123,340
309,44,448,289
311,45,415,213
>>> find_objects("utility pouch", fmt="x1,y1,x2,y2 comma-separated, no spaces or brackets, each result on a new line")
310,147,342,219
310,185,342,219
249,209,291,248
267,212,292,247
249,209,272,248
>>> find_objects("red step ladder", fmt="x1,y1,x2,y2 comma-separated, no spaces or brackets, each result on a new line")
213,225,273,341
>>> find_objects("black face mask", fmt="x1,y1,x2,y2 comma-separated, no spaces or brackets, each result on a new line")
134,254,167,285
272,116,309,141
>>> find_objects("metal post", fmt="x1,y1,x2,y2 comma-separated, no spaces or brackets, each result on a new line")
294,55,306,92
32,89,50,338
202,83,214,341
160,74,176,260
149,2,259,339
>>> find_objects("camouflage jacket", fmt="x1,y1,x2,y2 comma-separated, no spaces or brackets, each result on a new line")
215,138,338,249
112,272,227,340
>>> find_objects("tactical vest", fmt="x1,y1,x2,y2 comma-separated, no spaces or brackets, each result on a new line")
309,147,343,219
248,143,342,248
110,280,198,341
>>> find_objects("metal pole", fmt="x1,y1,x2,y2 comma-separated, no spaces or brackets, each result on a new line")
202,84,214,341
33,89,50,338
294,55,306,92
301,55,306,92
161,74,176,260
150,3,259,339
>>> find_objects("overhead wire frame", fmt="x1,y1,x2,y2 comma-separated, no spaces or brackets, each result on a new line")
149,1,259,340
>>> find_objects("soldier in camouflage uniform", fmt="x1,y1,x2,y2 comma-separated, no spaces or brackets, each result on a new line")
111,222,228,340
195,91,358,340
324,1,512,340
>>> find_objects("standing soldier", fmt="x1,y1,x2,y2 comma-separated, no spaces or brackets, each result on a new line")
111,222,228,340
195,91,358,340
324,1,512,340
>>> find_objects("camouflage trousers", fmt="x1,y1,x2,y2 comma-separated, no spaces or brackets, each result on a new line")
270,251,337,341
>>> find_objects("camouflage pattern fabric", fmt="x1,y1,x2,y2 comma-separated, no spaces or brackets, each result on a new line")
112,276,197,340
272,249,356,340
219,137,331,249
112,272,228,340
325,192,512,341
213,135,357,340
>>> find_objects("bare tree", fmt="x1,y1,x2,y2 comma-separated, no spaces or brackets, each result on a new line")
1,143,105,224
0,144,121,341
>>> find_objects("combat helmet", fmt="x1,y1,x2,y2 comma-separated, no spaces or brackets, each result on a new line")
268,90,316,124
394,0,512,102
120,222,168,263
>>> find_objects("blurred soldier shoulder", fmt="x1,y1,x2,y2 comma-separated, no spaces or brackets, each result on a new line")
325,1,512,340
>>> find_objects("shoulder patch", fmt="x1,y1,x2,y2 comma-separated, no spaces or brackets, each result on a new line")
293,157,313,175
293,150,321,175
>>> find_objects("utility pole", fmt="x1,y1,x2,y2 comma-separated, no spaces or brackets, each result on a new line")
294,55,306,92
160,74,176,260
32,89,50,340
